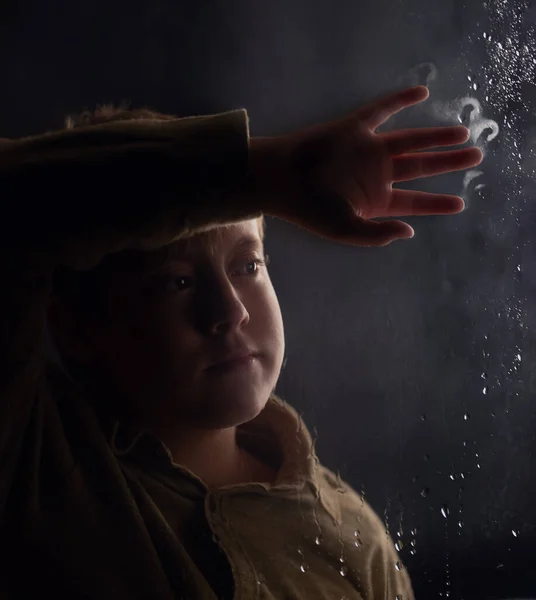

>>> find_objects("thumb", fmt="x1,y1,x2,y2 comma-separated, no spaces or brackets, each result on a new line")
283,190,415,247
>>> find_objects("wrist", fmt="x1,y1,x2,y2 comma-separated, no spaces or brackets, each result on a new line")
247,136,300,215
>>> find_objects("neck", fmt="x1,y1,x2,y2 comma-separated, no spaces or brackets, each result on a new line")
156,420,280,489
83,377,277,489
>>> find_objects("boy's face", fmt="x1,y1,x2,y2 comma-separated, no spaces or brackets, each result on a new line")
73,219,285,431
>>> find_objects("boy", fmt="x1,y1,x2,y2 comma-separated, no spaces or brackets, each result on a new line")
0,85,482,599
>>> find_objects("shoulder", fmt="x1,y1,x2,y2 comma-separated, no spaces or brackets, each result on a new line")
316,463,386,539
316,463,415,599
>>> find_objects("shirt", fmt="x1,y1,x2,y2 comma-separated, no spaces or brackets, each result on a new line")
0,108,414,599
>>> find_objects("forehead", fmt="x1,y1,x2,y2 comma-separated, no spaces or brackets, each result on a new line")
173,219,262,258
100,220,262,277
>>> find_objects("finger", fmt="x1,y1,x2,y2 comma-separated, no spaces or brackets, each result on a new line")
320,216,415,247
385,189,465,217
382,126,470,155
300,208,414,247
392,147,483,182
361,86,430,130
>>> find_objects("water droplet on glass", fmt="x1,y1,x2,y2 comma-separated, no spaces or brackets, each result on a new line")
483,386,489,395
460,472,465,479
420,414,427,422
497,563,504,570
395,540,404,552
483,32,487,38
449,473,456,481
395,561,403,571
473,82,479,91
458,520,464,528
300,563,310,573
512,529,519,538
315,535,322,545
516,353,522,362
421,487,430,498
481,372,487,379
463,440,468,447
340,564,348,577
468,75,472,81
464,413,470,421
498,42,504,50
441,505,450,519
396,596,403,600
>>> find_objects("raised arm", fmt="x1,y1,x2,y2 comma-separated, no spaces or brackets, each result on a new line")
0,109,264,516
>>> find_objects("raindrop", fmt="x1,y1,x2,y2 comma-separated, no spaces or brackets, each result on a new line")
421,487,430,498
449,474,456,481
512,529,520,538
460,472,465,479
516,265,522,272
481,372,488,379
315,535,322,546
441,505,450,519
464,413,470,421
491,412,496,418
468,75,473,81
395,561,403,571
396,596,403,600
395,540,404,552
458,521,464,528
516,353,522,362
483,386,489,395
340,563,348,577
420,414,427,422
498,42,504,50
298,549,309,573
473,82,479,91
463,441,468,447
483,32,487,38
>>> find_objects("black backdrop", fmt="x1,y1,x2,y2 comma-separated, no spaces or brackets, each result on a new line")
3,0,536,598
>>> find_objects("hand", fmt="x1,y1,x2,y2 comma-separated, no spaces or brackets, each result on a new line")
264,86,484,247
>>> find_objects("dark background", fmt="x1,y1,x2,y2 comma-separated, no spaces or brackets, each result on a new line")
3,0,536,598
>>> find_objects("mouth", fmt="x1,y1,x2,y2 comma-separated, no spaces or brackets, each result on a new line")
206,353,260,372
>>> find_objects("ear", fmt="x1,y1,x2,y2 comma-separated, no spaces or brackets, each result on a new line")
46,295,99,365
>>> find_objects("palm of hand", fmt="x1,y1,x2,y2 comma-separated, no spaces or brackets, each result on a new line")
280,86,484,247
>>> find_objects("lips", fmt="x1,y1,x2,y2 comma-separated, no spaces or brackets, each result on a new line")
206,350,259,370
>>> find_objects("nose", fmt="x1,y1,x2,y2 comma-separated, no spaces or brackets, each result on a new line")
199,276,250,335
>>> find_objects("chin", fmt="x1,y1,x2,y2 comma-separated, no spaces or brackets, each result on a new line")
192,385,271,430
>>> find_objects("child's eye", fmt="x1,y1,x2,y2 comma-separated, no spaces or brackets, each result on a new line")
149,255,271,294
237,255,271,277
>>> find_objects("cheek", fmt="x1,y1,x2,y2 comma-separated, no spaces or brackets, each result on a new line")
249,287,285,359
100,301,193,379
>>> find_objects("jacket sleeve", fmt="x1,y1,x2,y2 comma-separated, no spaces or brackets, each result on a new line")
0,109,261,517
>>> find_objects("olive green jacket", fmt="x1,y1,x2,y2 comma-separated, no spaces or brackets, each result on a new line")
0,109,414,599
